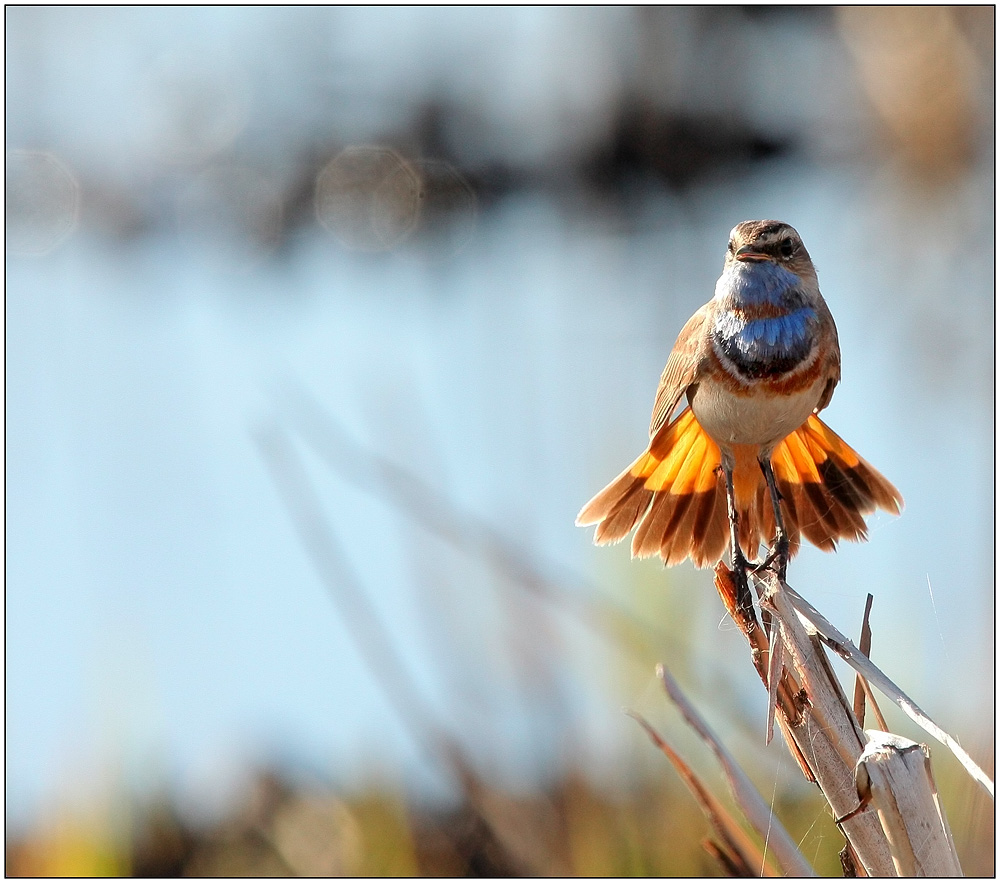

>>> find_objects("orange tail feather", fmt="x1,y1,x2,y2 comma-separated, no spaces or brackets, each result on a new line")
577,408,902,567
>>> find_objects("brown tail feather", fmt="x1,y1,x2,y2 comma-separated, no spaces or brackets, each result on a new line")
695,493,730,567
631,491,674,557
689,485,720,554
578,468,641,530
662,490,708,566
594,481,653,545
651,491,697,564
801,480,848,548
577,407,902,568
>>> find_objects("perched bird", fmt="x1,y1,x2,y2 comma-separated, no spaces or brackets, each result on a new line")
577,220,901,605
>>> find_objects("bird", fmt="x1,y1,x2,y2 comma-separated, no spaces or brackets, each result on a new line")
576,220,902,607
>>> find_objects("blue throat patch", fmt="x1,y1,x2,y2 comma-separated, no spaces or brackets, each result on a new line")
726,260,803,306
714,262,817,378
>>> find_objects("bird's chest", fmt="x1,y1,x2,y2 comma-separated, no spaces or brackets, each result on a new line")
694,301,824,449
688,371,825,450
691,264,828,449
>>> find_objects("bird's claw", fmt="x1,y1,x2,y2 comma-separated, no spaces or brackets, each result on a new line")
753,536,789,581
731,550,755,612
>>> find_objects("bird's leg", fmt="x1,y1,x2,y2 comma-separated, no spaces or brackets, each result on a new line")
756,455,789,582
721,458,753,612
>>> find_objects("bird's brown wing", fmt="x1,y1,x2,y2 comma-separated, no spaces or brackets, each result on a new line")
648,302,713,437
812,297,841,415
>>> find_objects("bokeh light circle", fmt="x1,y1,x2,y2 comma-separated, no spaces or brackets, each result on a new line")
142,50,251,166
383,159,478,259
6,150,81,256
314,146,419,252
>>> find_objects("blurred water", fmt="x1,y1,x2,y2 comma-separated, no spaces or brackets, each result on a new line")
6,6,993,831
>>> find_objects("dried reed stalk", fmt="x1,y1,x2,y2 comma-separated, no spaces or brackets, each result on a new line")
715,563,976,877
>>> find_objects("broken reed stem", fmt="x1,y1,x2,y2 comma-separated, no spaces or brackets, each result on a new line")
852,593,875,727
716,564,896,876
715,563,966,876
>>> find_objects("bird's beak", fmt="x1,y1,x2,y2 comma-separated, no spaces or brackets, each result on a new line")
734,245,771,262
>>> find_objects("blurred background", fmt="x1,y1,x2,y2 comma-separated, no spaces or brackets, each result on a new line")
5,6,994,876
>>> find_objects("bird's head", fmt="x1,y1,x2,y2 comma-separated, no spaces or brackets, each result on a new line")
724,220,815,280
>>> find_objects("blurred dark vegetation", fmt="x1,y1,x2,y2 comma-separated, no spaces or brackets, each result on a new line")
5,762,995,876
7,7,994,260
6,5,994,877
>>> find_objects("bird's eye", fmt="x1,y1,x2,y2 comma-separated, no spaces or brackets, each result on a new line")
727,240,735,254
779,238,795,258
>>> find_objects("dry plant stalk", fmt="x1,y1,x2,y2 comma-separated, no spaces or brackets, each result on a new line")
715,563,971,877
849,732,962,876
628,710,784,877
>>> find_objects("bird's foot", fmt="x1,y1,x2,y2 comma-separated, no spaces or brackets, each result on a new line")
731,550,755,613
753,536,789,582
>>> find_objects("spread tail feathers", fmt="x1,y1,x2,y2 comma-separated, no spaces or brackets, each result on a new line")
576,408,902,567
